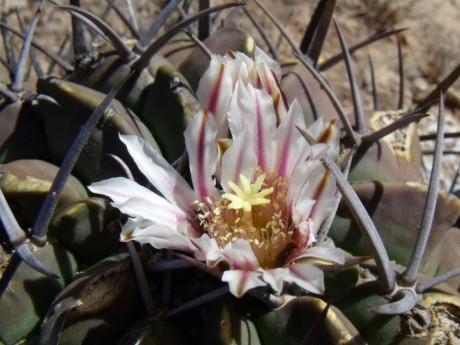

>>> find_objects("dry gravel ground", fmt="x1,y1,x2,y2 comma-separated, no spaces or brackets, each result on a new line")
1,0,460,191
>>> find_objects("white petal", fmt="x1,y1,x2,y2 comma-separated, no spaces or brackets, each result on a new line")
261,267,287,293
190,235,221,263
89,177,185,226
222,269,266,298
286,246,345,266
290,163,337,234
90,177,168,208
285,263,325,295
220,127,257,192
119,134,195,210
184,109,219,200
292,198,316,227
122,221,196,254
254,46,282,82
113,197,185,229
308,173,337,234
287,160,322,209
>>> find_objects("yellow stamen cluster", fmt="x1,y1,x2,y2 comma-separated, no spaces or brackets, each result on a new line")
192,169,297,269
222,174,273,212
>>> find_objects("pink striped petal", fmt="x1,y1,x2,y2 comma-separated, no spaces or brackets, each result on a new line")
271,99,312,177
222,270,266,297
261,267,287,293
222,239,260,271
228,82,276,171
119,134,196,210
220,128,257,192
296,168,336,234
184,109,219,200
196,55,233,137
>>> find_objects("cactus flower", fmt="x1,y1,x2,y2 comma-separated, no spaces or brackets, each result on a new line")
89,49,344,298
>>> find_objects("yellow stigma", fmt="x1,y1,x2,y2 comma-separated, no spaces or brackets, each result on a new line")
222,174,273,212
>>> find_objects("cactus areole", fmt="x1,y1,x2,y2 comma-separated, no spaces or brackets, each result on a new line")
90,48,344,298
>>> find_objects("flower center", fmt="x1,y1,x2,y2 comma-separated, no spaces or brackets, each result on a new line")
192,169,298,269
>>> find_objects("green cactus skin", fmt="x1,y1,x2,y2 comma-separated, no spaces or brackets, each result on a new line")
198,298,261,345
36,77,161,184
337,282,406,345
337,283,460,344
348,108,423,183
116,319,188,345
0,159,87,229
0,242,77,345
0,101,49,164
178,24,255,91
281,62,339,127
139,65,196,162
67,54,154,115
254,296,366,345
48,197,121,266
38,252,145,345
329,181,460,286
